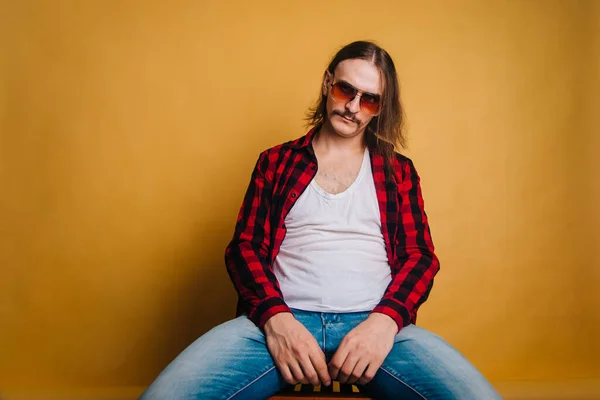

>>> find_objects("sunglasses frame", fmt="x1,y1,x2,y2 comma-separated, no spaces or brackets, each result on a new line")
328,77,382,115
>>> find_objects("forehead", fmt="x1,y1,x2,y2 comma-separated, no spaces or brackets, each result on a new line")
333,59,383,95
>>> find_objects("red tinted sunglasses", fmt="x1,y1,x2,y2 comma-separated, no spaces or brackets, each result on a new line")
330,80,382,115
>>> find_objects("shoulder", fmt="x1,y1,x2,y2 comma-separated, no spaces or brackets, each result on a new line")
259,139,295,159
391,152,420,183
257,137,299,163
263,132,308,155
254,133,308,178
393,152,411,166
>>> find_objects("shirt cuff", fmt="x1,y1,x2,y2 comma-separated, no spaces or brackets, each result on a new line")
372,299,411,333
249,297,292,328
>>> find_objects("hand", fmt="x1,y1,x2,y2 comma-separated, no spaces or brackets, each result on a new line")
264,312,331,387
328,313,397,385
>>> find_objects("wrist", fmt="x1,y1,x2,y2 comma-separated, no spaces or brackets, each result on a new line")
368,312,399,335
264,312,294,334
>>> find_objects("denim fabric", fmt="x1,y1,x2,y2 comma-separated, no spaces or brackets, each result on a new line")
140,309,501,399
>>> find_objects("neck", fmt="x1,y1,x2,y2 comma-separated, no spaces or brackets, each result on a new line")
313,121,366,155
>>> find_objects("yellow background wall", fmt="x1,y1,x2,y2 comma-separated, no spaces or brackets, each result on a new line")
1,1,598,398
584,0,600,380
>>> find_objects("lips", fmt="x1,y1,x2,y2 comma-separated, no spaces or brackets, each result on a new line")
339,115,355,123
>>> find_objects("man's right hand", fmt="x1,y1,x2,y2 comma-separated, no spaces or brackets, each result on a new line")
264,312,331,387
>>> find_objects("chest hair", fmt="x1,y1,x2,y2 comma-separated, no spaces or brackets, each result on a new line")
314,153,364,195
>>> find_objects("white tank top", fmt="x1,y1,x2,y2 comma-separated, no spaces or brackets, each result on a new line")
273,148,392,312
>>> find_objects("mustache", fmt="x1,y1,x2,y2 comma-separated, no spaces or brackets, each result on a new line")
332,110,360,124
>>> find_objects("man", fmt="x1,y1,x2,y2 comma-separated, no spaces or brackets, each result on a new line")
141,41,501,399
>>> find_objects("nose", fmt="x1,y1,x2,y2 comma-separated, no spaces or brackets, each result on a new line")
345,94,361,114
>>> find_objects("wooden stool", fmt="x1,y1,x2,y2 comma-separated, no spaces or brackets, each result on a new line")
269,381,371,399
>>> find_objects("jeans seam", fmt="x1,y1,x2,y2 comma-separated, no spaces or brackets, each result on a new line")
225,365,277,400
321,313,326,353
379,366,428,400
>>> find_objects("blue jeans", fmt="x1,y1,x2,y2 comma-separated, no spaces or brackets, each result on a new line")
140,309,501,399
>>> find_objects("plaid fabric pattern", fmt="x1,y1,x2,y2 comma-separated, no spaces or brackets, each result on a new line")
225,129,440,331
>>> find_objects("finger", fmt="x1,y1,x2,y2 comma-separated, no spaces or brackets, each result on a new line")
328,345,350,380
358,363,380,386
289,361,308,385
299,355,321,387
278,364,296,385
337,354,359,384
309,351,331,386
346,358,369,385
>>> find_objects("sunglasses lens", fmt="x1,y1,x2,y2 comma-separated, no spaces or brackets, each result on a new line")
331,81,381,115
331,82,357,102
361,94,381,114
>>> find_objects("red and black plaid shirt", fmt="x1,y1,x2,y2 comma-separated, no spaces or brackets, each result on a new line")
225,129,440,331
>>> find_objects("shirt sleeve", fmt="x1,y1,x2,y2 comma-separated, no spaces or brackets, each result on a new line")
224,151,291,328
372,158,440,332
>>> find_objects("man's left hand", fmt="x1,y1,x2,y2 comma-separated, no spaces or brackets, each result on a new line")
328,313,397,386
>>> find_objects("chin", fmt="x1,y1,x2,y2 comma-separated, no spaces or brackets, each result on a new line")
331,118,360,138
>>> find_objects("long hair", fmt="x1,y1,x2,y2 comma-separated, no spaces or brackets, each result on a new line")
306,41,406,163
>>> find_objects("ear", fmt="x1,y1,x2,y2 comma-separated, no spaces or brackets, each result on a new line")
322,70,332,97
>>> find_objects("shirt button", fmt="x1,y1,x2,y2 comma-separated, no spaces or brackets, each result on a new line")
310,165,317,170
291,192,297,198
